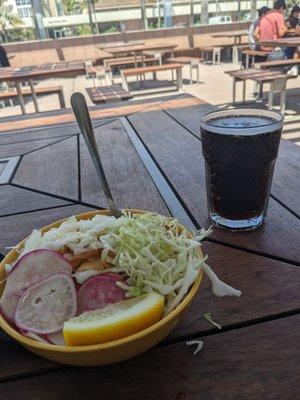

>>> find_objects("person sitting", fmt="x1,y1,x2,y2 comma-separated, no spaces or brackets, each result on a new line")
286,5,300,29
285,6,300,59
0,45,10,67
254,0,287,59
248,6,270,50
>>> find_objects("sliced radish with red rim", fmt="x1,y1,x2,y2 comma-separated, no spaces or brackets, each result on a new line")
77,274,126,315
46,331,65,346
0,249,72,321
14,273,77,335
19,329,50,344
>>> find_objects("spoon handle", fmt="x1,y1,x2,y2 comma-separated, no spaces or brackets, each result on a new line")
71,92,123,218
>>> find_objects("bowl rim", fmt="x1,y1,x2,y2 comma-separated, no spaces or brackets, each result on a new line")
0,209,203,353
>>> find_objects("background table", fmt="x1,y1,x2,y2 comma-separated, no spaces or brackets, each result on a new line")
0,94,299,399
211,30,248,45
102,43,178,67
0,61,86,114
258,37,300,48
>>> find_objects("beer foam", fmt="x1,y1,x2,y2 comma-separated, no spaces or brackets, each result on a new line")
200,109,283,135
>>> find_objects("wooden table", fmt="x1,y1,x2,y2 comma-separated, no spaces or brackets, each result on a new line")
258,37,300,48
254,58,300,69
86,85,133,104
211,30,248,45
167,57,202,84
102,44,178,67
98,41,145,50
0,94,299,399
226,68,296,105
0,61,86,114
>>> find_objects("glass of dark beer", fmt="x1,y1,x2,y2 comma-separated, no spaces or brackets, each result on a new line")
200,109,283,231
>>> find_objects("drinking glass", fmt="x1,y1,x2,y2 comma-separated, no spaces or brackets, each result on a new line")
200,109,284,231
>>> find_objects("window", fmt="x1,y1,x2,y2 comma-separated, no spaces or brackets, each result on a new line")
16,0,31,5
17,7,33,18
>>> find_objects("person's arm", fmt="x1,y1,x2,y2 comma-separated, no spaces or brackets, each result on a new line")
277,14,287,38
254,25,261,42
248,23,255,46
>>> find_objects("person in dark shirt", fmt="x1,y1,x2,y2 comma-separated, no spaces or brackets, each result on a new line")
286,5,300,29
0,45,10,67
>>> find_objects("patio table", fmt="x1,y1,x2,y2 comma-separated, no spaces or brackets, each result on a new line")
0,61,86,114
98,41,145,50
258,37,300,48
0,94,299,399
211,30,248,45
102,43,178,67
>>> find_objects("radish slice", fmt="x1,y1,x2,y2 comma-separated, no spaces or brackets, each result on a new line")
77,274,126,314
46,331,65,346
0,249,72,321
20,330,49,344
15,273,77,335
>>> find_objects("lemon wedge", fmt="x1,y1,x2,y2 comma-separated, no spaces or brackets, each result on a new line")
63,292,164,346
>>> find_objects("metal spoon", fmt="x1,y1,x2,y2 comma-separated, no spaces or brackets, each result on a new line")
71,92,123,218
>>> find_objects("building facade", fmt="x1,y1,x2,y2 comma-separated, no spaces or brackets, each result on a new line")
3,0,274,40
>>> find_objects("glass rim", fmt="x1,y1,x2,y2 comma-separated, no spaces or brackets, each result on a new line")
200,108,284,135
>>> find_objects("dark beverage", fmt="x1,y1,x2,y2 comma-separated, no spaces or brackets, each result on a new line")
200,109,283,231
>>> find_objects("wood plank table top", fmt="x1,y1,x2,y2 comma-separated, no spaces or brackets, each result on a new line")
0,94,299,399
97,41,145,50
86,85,133,104
103,43,177,56
211,30,248,38
0,61,86,83
258,37,300,48
254,58,300,69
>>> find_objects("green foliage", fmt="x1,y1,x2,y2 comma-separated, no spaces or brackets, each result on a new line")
7,28,36,42
148,20,164,29
104,25,119,33
0,3,23,42
287,0,299,6
62,0,84,15
76,24,92,36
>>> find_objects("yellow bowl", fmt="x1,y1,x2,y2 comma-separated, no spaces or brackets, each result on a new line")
0,210,203,366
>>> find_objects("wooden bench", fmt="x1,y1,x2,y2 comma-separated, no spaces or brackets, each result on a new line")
242,49,270,68
86,85,133,104
232,44,250,64
198,47,224,65
103,55,159,83
0,85,65,110
166,57,203,84
104,55,157,68
121,63,183,94
254,58,300,70
226,68,297,113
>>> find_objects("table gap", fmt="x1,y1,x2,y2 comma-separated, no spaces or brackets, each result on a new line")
0,202,73,220
162,109,202,140
9,183,103,212
162,307,300,346
1,311,299,385
20,136,75,157
205,237,300,267
0,134,78,148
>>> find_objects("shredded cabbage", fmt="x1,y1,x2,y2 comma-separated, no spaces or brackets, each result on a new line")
186,340,204,355
204,313,222,330
72,269,100,284
12,212,241,314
